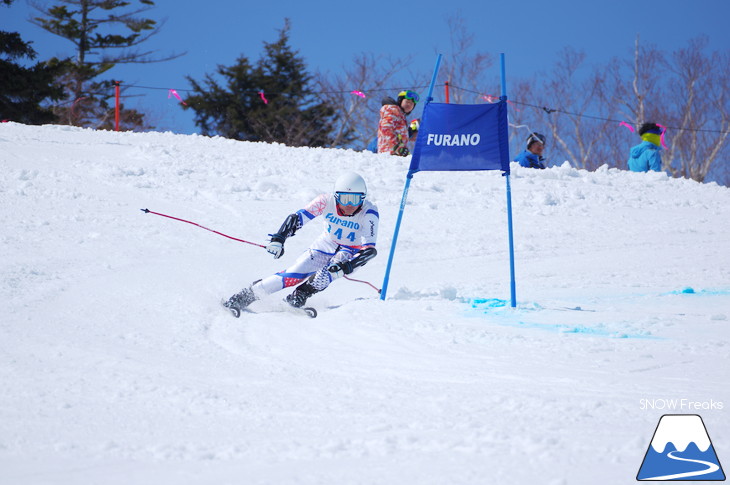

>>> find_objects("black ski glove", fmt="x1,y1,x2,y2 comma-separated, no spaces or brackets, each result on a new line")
328,260,354,279
394,145,410,157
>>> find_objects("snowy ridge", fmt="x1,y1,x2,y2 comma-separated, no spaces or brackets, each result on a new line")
1,122,729,484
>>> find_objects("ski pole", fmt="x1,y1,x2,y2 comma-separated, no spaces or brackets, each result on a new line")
143,208,382,293
343,275,381,294
141,208,266,248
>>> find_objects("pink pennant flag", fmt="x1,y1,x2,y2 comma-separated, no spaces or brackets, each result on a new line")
619,121,635,132
350,90,366,98
481,94,498,103
259,91,269,104
656,123,668,148
71,96,88,116
168,89,187,106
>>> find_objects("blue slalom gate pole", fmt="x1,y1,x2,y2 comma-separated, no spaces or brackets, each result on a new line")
380,54,442,301
505,173,517,308
380,171,414,300
501,53,517,308
423,54,443,104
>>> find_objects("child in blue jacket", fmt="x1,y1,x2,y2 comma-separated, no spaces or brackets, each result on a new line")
513,132,547,169
628,122,663,172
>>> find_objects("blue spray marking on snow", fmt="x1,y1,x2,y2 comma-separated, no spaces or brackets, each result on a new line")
663,287,730,296
503,321,659,339
470,298,508,309
467,298,660,339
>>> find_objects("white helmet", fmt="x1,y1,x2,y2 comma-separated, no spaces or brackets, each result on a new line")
333,172,367,206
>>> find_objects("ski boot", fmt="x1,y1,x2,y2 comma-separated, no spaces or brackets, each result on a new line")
223,287,258,318
285,282,319,308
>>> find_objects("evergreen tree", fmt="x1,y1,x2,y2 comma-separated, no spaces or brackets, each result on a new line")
0,1,65,123
30,0,178,130
185,20,348,147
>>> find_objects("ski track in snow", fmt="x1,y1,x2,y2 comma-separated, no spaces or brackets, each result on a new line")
1,123,729,484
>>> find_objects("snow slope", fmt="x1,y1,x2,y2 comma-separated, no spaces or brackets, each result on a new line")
1,123,729,484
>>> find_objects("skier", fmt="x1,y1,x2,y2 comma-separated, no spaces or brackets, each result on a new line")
377,90,419,156
513,132,547,169
224,172,379,315
627,122,664,172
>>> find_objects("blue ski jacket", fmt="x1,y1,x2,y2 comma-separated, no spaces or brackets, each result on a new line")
513,150,546,169
366,137,378,153
628,141,663,172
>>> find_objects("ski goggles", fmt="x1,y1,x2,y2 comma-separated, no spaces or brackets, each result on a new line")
335,192,365,206
399,90,420,103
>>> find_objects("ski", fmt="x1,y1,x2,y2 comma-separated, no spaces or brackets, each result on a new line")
290,305,317,318
221,299,317,318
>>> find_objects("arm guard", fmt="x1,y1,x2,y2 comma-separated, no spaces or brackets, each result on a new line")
351,247,377,269
270,213,301,243
344,247,377,274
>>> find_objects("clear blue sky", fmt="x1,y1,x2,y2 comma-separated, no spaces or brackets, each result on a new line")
4,0,729,134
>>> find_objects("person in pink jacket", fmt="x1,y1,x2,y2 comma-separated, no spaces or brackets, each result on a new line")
377,90,419,156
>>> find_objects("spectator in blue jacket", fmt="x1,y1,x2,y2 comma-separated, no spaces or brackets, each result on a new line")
628,122,663,172
513,132,547,169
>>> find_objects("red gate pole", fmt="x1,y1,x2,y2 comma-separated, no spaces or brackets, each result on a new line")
445,81,450,104
113,80,121,131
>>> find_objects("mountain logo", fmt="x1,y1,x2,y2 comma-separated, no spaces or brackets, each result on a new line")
637,414,725,481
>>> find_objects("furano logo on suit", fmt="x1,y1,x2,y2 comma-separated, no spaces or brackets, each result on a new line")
640,399,724,411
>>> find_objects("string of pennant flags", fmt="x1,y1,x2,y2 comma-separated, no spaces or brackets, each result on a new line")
69,80,730,136
447,83,730,136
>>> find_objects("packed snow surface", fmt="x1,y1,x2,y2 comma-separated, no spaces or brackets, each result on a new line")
1,123,729,484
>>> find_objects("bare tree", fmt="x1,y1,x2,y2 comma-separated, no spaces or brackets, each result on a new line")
437,13,494,104
318,13,497,149
316,53,416,149
506,78,540,152
319,22,730,184
710,52,730,185
536,47,615,170
619,36,665,126
661,37,730,182
594,35,728,183
592,36,666,168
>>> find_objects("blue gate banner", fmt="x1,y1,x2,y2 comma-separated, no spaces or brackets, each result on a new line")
409,101,510,173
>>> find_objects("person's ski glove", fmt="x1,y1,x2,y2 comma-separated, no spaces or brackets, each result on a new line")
266,234,285,259
393,134,410,157
328,260,354,279
394,145,410,157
